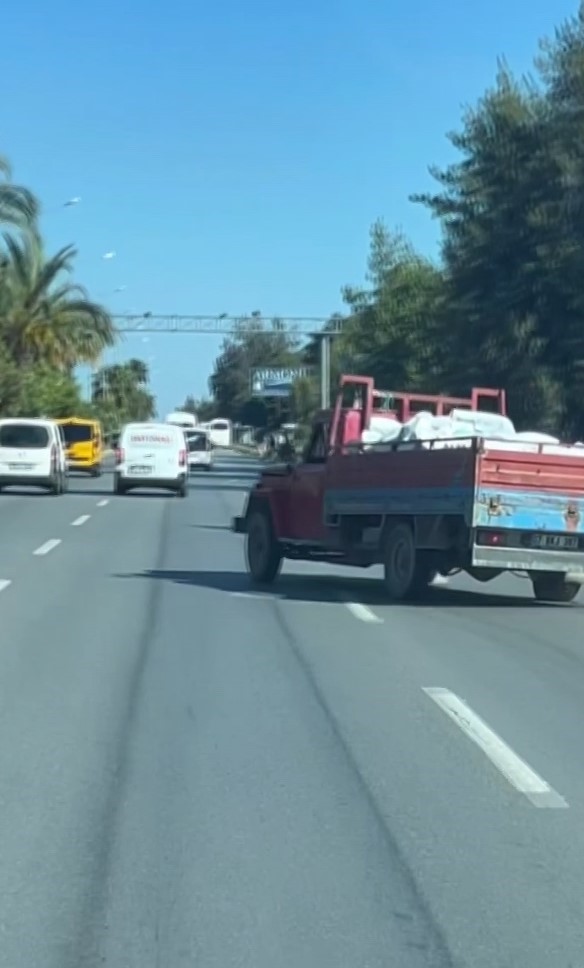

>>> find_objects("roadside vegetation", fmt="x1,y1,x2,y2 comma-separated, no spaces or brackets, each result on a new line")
0,157,155,431
208,8,584,442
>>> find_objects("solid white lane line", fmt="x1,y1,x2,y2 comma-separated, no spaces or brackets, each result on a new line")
33,539,61,557
96,499,109,507
423,687,568,809
71,515,90,527
0,580,11,593
345,602,383,624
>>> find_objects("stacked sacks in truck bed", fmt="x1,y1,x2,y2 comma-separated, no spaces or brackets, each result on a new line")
360,415,404,448
397,409,515,448
361,408,584,457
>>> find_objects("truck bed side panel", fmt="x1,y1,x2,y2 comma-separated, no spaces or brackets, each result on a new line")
324,448,476,519
475,449,584,534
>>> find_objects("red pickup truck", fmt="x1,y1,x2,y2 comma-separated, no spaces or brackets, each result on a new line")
233,375,584,603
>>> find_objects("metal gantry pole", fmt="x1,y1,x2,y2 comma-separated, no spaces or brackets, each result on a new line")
320,334,331,409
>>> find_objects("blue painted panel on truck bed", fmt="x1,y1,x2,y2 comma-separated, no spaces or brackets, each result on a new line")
324,485,475,519
474,488,584,534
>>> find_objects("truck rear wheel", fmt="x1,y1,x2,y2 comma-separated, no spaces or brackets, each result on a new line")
246,507,282,585
382,522,417,601
532,574,580,603
410,559,439,598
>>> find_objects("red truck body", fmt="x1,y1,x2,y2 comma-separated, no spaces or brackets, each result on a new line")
234,375,584,602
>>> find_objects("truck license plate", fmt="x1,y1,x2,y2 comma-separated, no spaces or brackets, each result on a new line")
531,533,579,550
129,465,153,475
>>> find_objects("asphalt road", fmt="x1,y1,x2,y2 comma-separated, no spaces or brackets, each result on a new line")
0,452,583,966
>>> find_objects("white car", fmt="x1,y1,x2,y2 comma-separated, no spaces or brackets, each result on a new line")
114,422,189,497
186,429,214,472
0,418,68,494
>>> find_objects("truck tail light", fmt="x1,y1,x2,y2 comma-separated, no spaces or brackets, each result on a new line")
179,449,186,466
477,529,507,546
115,447,124,465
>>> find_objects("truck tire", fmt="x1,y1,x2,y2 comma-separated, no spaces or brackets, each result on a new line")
382,522,417,601
245,506,282,585
532,574,580,603
410,559,438,598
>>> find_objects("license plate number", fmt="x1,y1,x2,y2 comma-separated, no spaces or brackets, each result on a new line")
531,533,579,550
128,465,153,475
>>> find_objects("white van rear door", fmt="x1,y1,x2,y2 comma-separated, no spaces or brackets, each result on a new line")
124,427,179,480
0,423,52,477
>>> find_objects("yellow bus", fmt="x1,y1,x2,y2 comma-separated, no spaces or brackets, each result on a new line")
56,417,103,477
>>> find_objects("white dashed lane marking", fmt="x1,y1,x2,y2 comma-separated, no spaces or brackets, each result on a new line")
423,686,568,809
71,515,90,527
345,602,383,624
0,580,11,593
96,499,109,507
33,539,61,557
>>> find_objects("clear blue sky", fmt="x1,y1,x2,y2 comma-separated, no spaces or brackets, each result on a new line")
4,0,577,415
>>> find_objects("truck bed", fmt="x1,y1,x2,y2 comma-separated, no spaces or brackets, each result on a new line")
324,438,584,537
475,442,584,534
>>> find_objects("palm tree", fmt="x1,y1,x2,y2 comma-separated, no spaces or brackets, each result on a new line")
0,156,38,228
93,361,155,422
0,231,116,368
127,357,149,384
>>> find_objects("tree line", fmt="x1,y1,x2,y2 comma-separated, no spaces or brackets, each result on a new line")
0,158,155,430
208,7,584,439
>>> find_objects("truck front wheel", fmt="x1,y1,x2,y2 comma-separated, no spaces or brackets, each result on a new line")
532,574,580,603
382,522,417,601
245,507,282,585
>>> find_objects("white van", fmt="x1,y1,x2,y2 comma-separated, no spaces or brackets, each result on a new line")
114,422,189,496
0,418,68,494
186,429,214,472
